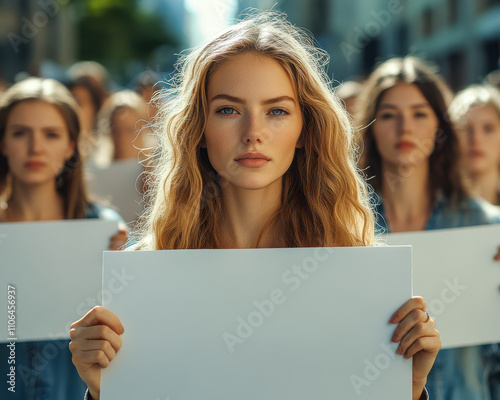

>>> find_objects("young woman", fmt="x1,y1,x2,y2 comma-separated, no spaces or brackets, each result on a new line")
0,77,127,399
448,85,500,205
357,57,500,400
94,90,151,166
70,13,440,400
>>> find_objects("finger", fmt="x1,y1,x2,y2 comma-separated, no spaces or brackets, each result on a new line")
402,335,441,359
70,325,122,353
70,339,118,362
390,296,426,324
396,320,436,356
392,309,431,343
72,349,113,368
70,306,124,334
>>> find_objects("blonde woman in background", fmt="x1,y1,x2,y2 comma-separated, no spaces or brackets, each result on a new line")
449,85,500,205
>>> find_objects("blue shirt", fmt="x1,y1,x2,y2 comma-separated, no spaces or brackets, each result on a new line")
374,193,500,400
0,203,124,400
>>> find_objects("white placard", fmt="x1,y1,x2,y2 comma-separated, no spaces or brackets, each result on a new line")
386,225,500,349
85,159,144,224
101,246,412,400
0,220,119,342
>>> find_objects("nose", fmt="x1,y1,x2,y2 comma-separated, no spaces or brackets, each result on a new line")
28,132,43,154
242,113,264,144
467,128,479,147
397,114,413,135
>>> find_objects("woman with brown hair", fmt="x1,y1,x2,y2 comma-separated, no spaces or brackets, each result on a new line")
0,77,127,399
70,13,440,400
357,56,500,399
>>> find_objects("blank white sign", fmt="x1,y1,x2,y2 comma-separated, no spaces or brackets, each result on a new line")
387,224,500,349
85,159,144,224
0,220,119,342
101,246,412,400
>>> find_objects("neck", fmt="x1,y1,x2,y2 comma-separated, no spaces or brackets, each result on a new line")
381,161,432,232
221,180,282,248
6,180,65,222
470,169,500,205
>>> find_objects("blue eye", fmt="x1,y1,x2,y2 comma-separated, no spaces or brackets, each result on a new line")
217,107,237,115
269,109,288,116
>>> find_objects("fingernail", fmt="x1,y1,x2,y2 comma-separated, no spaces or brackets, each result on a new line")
396,345,402,355
391,333,398,343
389,314,398,324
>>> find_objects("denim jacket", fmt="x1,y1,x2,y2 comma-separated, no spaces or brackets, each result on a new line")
0,203,124,400
374,194,500,400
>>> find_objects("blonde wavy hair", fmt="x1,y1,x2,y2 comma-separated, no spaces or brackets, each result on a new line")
137,11,374,250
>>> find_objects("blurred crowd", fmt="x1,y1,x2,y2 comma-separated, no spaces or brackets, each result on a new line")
2,43,500,400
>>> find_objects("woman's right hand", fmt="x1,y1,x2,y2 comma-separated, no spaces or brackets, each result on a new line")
69,306,124,400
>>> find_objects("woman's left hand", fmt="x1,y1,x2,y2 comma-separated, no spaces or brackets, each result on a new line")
390,296,440,400
108,224,128,250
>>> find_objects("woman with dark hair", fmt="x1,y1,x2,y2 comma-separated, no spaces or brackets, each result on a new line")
0,77,127,399
358,56,500,399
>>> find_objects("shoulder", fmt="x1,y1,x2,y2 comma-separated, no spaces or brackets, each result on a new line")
465,197,500,224
438,196,500,227
85,202,125,224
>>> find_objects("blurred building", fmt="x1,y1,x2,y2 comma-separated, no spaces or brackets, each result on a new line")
0,0,76,82
237,0,500,90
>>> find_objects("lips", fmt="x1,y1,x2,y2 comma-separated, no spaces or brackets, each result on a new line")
234,152,271,168
468,150,484,158
395,141,416,150
25,161,46,169
235,152,271,161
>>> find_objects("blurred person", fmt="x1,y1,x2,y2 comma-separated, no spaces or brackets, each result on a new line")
0,77,127,399
449,85,500,205
66,76,103,160
67,61,110,106
133,70,162,118
336,79,363,118
95,90,152,165
70,12,439,400
358,56,500,400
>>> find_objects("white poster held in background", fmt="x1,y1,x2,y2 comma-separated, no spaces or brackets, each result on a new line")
101,246,412,400
0,220,119,342
85,159,144,224
387,224,500,349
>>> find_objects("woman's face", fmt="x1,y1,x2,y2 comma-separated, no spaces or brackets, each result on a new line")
372,83,439,169
1,101,74,187
204,52,303,192
457,104,500,175
110,108,144,160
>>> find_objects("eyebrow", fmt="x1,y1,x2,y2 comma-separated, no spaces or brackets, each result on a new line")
378,103,431,110
210,94,296,105
8,124,65,131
